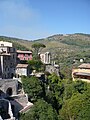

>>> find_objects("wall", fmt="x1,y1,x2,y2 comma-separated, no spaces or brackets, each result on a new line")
0,41,12,47
0,79,18,97
16,68,27,76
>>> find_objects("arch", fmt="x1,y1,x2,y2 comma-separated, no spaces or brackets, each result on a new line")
6,88,12,96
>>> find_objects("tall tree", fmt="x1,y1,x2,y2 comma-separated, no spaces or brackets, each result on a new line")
32,43,46,59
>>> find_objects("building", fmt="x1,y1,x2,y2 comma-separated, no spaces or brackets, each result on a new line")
72,63,90,83
40,52,51,64
0,41,16,79
17,50,32,61
0,42,33,119
16,64,30,77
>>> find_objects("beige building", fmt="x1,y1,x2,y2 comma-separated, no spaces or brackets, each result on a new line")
72,63,90,83
0,41,16,79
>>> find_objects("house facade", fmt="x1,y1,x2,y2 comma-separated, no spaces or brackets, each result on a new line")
16,64,30,77
72,63,90,83
0,41,16,79
17,50,32,61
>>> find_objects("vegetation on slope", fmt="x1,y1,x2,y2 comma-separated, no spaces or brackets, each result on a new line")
0,36,30,50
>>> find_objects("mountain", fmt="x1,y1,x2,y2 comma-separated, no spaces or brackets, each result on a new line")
0,33,90,65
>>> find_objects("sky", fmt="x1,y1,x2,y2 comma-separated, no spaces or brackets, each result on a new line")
0,0,90,40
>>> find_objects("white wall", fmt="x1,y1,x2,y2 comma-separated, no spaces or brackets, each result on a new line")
0,41,12,47
16,68,27,76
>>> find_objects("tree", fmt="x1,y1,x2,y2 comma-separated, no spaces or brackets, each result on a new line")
60,83,90,120
21,76,43,102
32,43,46,59
47,73,64,112
28,59,45,72
19,99,58,120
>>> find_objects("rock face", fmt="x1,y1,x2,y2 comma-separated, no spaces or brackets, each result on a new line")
45,64,60,76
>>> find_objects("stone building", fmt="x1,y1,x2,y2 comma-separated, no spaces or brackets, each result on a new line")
0,41,16,79
0,41,33,119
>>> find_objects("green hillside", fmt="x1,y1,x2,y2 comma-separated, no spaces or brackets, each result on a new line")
0,33,90,76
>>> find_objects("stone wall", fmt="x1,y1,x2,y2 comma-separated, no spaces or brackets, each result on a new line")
0,79,18,97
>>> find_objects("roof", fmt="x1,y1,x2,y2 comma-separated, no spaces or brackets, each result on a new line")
16,64,29,68
17,50,32,54
78,63,90,69
74,72,90,77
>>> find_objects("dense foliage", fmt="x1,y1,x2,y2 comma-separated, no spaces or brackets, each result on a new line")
28,59,45,72
21,76,44,102
20,99,58,120
20,73,90,120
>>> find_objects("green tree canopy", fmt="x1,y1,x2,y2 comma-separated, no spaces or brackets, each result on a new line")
21,76,43,102
60,83,90,120
20,99,58,120
28,59,45,72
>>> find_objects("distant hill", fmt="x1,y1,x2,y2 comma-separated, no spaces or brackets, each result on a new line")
0,33,90,66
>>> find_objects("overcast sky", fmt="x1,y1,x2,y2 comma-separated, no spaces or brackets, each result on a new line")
0,0,90,40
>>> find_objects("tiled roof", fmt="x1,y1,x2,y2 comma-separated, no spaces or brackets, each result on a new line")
17,50,32,54
78,63,90,69
16,64,29,68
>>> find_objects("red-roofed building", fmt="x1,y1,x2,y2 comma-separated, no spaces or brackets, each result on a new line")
17,50,32,61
